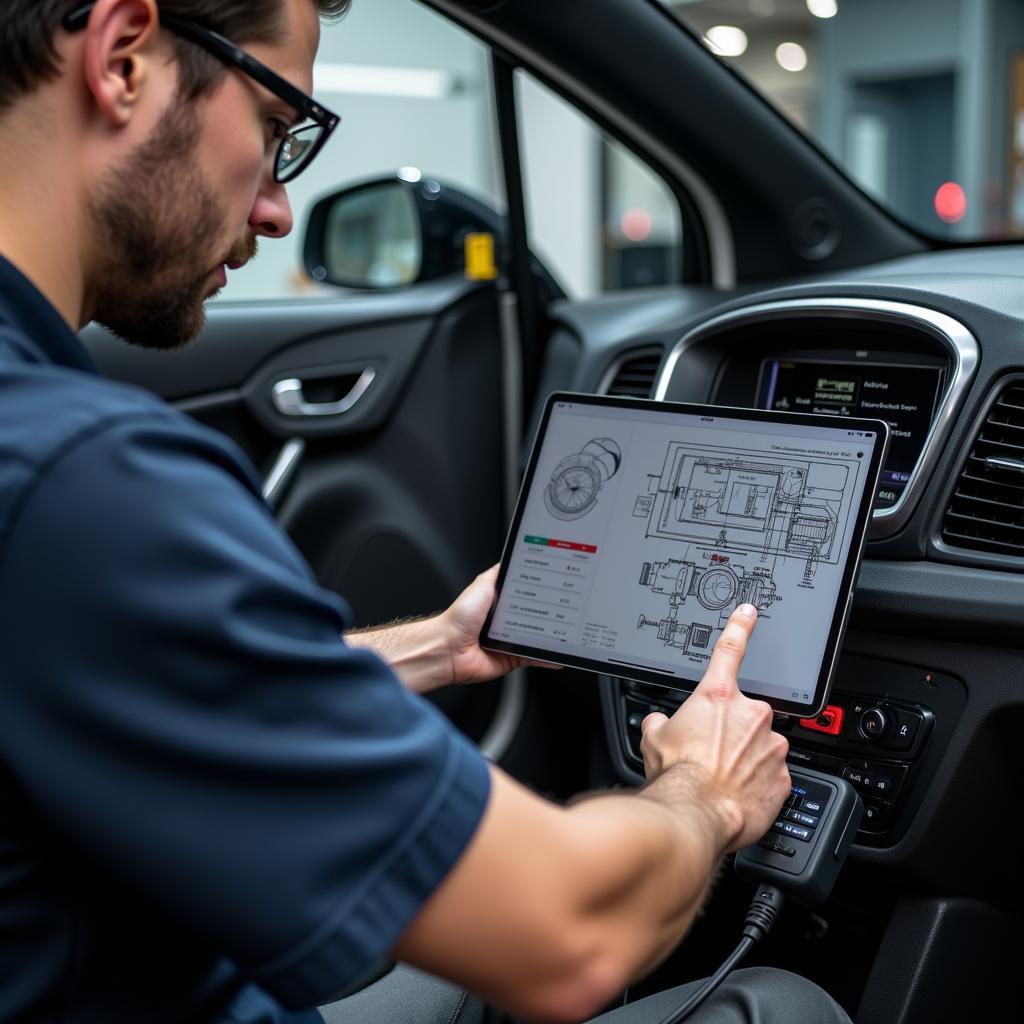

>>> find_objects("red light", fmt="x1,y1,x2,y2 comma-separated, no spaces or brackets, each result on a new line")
620,208,653,242
934,182,966,223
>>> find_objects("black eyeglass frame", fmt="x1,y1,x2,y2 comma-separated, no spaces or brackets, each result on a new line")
63,2,340,182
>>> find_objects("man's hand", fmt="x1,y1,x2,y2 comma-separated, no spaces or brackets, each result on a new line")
346,565,557,693
438,565,560,685
639,603,791,853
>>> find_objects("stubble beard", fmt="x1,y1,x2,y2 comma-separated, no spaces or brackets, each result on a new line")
87,100,256,351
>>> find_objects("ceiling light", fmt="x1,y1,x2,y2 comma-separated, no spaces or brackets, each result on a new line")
775,42,808,72
704,25,748,58
313,63,457,99
806,0,838,17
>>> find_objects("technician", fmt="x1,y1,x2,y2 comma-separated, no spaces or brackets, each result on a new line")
0,2,850,1022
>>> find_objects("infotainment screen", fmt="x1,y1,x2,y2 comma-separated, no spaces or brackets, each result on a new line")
482,394,888,717
755,359,944,510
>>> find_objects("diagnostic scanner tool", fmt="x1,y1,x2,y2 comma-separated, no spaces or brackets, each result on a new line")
658,768,863,1024
735,766,863,905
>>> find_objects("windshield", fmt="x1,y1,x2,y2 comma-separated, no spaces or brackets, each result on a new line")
661,0,1024,241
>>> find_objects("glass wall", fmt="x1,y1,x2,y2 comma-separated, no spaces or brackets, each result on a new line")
664,0,1024,241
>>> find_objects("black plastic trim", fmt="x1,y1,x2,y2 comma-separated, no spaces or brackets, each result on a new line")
929,371,1024,572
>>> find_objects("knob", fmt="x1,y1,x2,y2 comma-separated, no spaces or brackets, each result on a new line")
858,707,889,741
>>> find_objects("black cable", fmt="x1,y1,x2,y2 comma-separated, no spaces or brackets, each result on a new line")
654,884,785,1024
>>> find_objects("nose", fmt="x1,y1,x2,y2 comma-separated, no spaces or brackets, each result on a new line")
249,176,294,239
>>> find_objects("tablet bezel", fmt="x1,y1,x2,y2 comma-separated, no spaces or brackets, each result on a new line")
481,392,890,717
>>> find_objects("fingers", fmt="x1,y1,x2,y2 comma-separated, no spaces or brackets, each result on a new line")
697,603,757,694
517,657,562,671
639,711,669,776
641,711,668,734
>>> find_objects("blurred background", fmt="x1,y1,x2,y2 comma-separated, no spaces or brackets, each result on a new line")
215,0,1024,303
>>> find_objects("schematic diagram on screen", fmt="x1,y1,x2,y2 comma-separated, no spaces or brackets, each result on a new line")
636,554,779,660
543,437,622,521
640,443,857,573
630,441,860,661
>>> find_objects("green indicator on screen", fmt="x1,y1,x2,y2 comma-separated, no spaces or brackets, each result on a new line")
524,535,548,545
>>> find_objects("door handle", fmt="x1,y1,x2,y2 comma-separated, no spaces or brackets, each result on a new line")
271,367,376,417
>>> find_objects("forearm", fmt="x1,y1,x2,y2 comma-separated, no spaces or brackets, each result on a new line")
560,769,732,988
393,768,731,1022
345,616,452,694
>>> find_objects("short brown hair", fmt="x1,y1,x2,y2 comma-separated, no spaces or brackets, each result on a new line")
0,1,352,112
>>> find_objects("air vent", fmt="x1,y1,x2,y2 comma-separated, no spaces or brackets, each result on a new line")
602,348,662,398
942,379,1024,555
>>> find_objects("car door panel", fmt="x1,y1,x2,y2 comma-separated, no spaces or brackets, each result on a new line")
83,278,508,741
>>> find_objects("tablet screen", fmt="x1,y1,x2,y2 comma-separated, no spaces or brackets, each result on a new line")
483,394,887,716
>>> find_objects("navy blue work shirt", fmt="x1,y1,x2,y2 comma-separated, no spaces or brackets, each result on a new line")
0,255,491,1022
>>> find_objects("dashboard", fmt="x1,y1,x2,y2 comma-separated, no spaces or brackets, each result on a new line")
537,244,1024,906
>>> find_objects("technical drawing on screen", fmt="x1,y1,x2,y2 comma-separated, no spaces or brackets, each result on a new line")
635,444,852,661
485,398,880,709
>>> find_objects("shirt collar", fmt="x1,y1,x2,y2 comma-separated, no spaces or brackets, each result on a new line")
0,254,98,374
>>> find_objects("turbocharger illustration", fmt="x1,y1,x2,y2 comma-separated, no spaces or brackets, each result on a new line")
543,438,622,520
637,557,778,654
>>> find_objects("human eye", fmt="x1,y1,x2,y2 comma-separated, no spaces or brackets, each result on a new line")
265,116,291,147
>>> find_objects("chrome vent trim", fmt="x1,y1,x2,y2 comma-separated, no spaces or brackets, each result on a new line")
598,347,663,397
653,297,981,539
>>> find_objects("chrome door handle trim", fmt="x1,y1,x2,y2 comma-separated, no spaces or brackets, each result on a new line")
262,438,305,509
271,367,376,417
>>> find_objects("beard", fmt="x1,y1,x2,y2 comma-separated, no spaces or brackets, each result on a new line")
87,101,258,351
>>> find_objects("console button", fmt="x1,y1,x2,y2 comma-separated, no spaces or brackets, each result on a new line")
843,764,893,795
759,838,796,857
778,822,812,842
798,704,845,736
861,798,891,827
858,707,889,741
626,711,645,731
800,797,825,814
887,707,922,751
786,809,820,828
786,749,815,766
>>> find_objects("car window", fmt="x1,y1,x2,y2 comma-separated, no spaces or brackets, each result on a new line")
515,70,684,299
659,0,1024,241
212,0,503,303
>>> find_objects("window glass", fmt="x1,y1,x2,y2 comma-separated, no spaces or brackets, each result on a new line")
661,0,1024,241
212,0,502,303
515,71,684,299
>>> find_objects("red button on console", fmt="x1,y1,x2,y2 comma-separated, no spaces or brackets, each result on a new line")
799,704,845,736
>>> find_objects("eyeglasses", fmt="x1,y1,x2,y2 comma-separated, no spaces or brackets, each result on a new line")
63,3,340,182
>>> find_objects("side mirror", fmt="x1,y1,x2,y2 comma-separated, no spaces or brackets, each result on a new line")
303,172,504,290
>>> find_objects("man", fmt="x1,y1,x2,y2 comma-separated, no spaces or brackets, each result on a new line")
0,2,852,1021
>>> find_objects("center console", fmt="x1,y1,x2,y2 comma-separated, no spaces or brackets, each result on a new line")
596,297,976,849
600,651,966,847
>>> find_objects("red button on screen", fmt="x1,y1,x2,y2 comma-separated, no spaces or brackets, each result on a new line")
799,705,845,736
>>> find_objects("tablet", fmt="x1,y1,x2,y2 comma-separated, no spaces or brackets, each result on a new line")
481,393,889,717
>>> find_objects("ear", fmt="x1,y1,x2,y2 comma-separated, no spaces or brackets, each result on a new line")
80,0,162,128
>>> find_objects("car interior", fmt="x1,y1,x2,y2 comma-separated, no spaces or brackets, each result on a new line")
81,0,1022,1020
